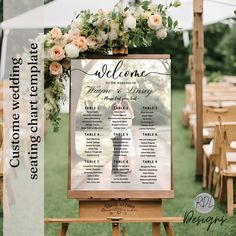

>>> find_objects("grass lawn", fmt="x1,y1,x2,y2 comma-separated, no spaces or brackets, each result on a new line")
44,90,236,235
1,90,236,235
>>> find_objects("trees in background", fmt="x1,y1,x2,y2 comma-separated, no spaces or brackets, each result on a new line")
0,1,235,88
130,21,236,88
218,23,236,75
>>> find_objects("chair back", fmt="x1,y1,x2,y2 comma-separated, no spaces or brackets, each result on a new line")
203,105,236,126
220,124,236,170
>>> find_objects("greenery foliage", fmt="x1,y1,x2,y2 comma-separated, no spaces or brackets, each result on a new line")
43,1,180,131
217,23,236,75
129,31,190,89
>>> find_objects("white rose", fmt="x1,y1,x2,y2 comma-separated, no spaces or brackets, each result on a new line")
44,48,50,59
109,30,118,41
45,39,54,47
54,34,69,47
156,28,167,39
124,15,136,30
61,33,69,46
148,3,157,12
148,14,162,30
143,11,151,19
97,31,108,42
110,21,120,31
71,17,83,30
64,44,80,58
45,33,51,41
96,18,105,28
44,103,53,118
68,29,80,41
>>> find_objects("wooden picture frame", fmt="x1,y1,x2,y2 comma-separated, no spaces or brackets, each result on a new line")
68,54,174,200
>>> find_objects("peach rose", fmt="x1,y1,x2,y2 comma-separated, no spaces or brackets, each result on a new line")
72,36,88,52
87,36,97,49
51,27,62,39
49,45,65,61
148,14,162,30
68,29,80,41
49,62,63,76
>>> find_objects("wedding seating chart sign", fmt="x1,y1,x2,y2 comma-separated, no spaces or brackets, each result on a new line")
68,55,173,199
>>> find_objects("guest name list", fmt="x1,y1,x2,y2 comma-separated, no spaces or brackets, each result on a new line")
71,59,171,191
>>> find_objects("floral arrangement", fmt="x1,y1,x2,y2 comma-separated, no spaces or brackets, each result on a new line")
44,0,181,131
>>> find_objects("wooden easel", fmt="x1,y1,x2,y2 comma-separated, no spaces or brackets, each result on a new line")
45,55,183,235
45,200,183,236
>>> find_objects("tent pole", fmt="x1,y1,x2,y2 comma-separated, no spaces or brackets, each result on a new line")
193,0,204,178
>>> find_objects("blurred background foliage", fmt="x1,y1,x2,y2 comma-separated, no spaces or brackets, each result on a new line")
0,0,235,88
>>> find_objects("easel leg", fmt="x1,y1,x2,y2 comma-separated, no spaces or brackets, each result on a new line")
58,223,69,236
121,224,126,236
152,223,160,236
163,223,174,236
112,223,120,236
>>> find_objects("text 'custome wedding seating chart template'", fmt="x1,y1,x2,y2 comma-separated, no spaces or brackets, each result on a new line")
69,56,171,197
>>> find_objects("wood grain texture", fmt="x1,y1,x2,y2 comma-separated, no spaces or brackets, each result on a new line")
152,223,161,236
112,223,120,236
79,200,163,218
227,177,234,216
163,222,174,236
193,0,204,177
68,190,174,200
58,223,69,236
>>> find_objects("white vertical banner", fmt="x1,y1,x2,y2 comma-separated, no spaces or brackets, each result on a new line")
3,1,44,235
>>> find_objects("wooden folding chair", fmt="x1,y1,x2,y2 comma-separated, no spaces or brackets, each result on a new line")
191,106,236,147
182,84,195,127
217,124,236,216
202,124,223,190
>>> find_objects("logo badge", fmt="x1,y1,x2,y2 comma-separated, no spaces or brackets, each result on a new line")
194,193,215,214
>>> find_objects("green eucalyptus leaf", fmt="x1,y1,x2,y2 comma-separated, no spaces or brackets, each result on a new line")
174,20,178,28
168,16,173,28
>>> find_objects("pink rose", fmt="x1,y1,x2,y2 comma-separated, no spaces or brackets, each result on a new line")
49,45,65,61
72,36,88,52
51,27,62,39
87,36,97,49
148,14,162,30
49,62,63,76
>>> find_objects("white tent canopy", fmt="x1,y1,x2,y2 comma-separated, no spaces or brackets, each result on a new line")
0,0,235,31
